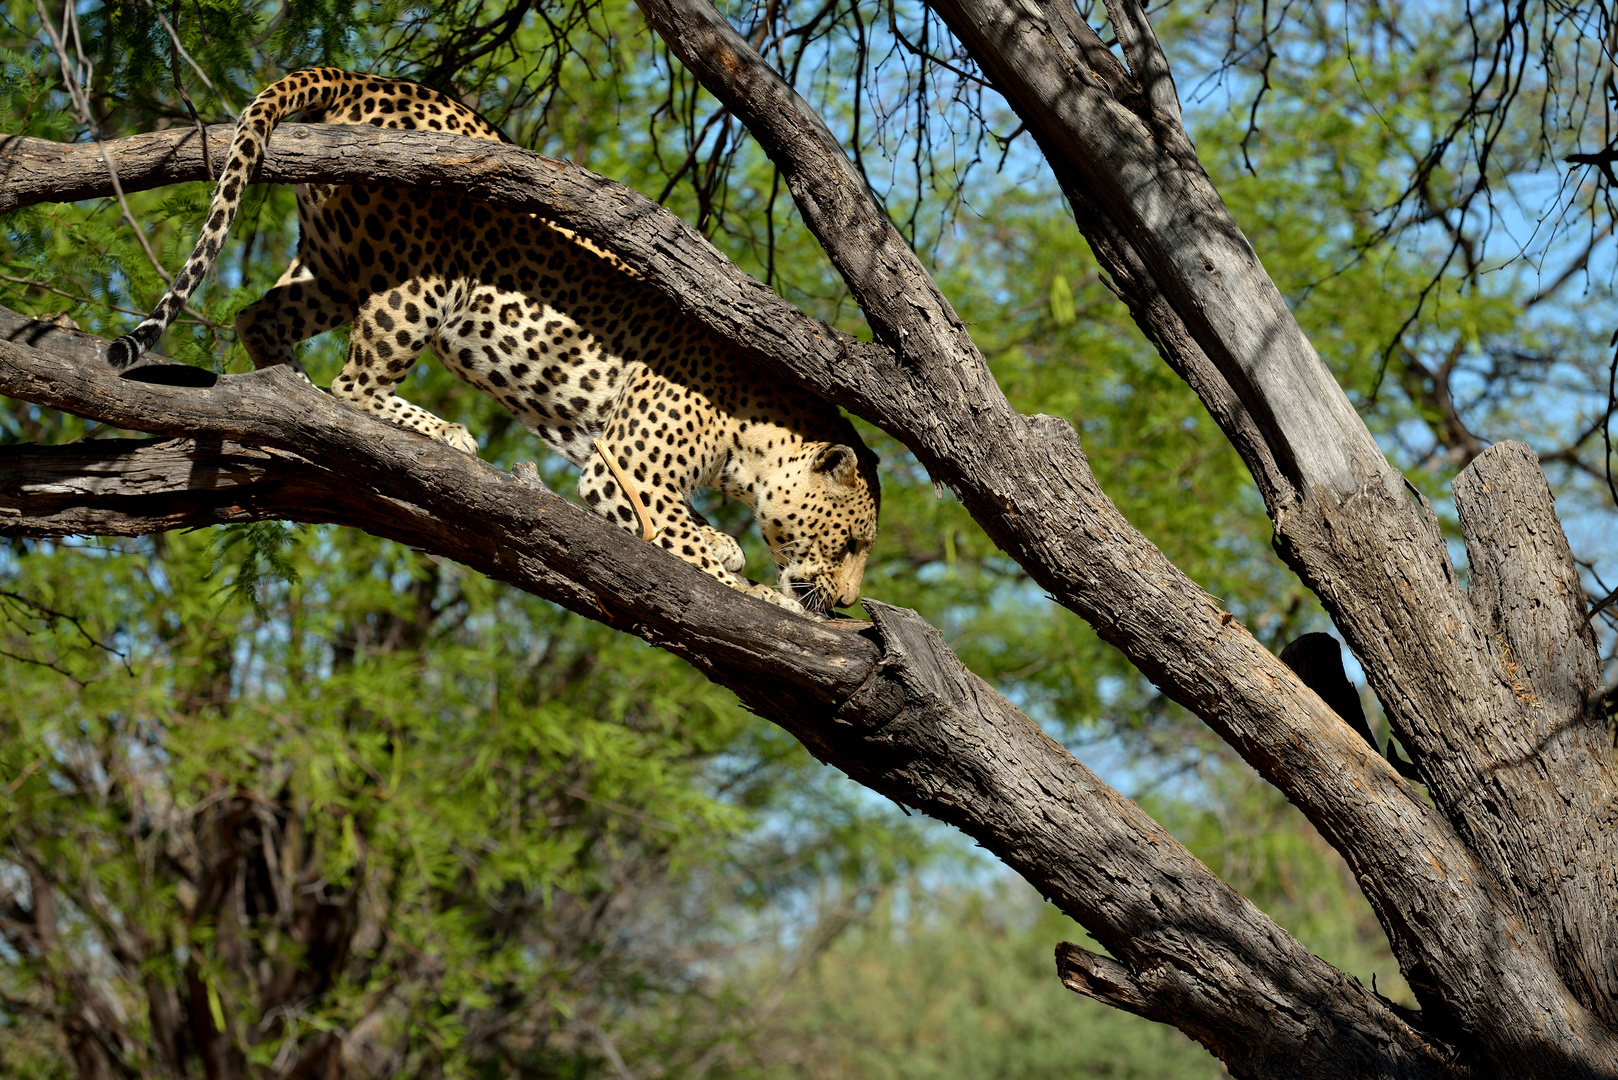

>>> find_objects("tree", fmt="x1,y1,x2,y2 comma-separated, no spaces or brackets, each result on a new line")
1,0,1616,1075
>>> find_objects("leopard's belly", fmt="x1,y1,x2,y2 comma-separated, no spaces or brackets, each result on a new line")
296,184,647,466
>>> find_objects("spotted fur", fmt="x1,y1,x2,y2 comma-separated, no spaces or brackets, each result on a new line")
109,68,880,615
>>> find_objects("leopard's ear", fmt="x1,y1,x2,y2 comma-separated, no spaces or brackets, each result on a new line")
812,444,859,489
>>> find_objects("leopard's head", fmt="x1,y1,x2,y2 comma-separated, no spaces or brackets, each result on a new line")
755,441,880,616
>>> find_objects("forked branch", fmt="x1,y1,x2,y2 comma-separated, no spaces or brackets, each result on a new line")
631,0,1618,1069
6,95,1613,1069
0,307,1440,1076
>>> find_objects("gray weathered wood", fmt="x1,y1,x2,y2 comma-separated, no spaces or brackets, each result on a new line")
1453,443,1617,1015
7,49,1618,1068
0,311,1448,1076
0,127,1486,909
921,0,1618,1045
0,124,883,416
0,310,870,702
631,0,1618,1072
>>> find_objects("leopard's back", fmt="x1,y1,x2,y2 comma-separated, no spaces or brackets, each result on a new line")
112,68,880,614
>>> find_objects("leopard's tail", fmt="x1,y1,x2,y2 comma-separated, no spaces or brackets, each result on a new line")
106,68,357,371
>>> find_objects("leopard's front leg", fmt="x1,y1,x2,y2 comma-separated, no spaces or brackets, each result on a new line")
695,524,747,574
578,440,802,612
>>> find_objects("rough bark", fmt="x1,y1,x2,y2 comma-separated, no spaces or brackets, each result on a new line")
0,309,1443,1077
1452,443,1615,1010
905,0,1618,1048
0,309,872,703
4,20,1615,1066
631,0,1618,1071
0,126,1490,908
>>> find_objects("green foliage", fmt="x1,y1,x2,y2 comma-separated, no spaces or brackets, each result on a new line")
0,525,931,1075
0,0,1607,1074
210,520,305,613
697,881,1225,1079
1047,272,1076,328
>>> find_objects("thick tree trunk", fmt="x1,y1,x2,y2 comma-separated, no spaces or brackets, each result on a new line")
904,0,1618,1049
0,305,1444,1075
1,6,1613,1065
630,0,1618,1071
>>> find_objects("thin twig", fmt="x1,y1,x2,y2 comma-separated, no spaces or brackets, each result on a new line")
1586,585,1618,627
1604,329,1618,519
0,588,131,667
140,0,237,119
33,0,173,285
0,273,142,319
162,0,215,181
0,272,212,325
33,0,226,334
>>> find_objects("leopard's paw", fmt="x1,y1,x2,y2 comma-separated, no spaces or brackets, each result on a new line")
745,581,804,614
441,423,479,455
702,528,747,574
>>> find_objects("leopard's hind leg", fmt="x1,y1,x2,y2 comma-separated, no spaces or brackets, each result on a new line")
234,255,354,378
333,287,478,454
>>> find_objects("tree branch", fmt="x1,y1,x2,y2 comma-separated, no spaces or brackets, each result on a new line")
0,309,1445,1077
0,126,1458,892
839,0,1618,1053
1055,942,1167,1023
11,104,1615,1066
0,308,871,703
628,0,1618,1070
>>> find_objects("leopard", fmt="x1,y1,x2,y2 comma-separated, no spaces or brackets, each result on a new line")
106,68,879,616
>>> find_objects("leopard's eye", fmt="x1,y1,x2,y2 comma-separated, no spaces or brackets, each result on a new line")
845,537,860,556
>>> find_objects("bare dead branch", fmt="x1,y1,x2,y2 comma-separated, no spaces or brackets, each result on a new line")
8,100,1617,1069
0,308,1444,1076
1055,942,1166,1023
631,0,1618,1070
